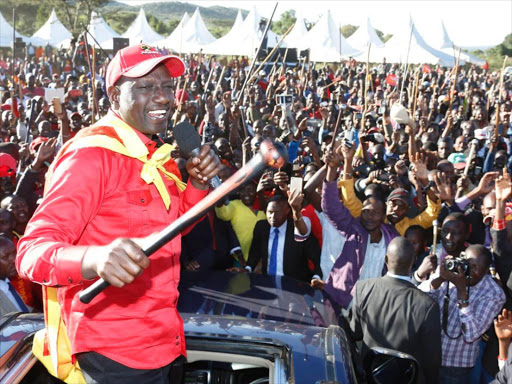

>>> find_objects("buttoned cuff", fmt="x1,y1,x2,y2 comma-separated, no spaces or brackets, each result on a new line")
230,247,242,255
245,266,252,273
459,304,472,316
54,246,90,286
312,275,321,281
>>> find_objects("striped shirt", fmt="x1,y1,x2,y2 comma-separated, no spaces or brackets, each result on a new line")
419,274,505,367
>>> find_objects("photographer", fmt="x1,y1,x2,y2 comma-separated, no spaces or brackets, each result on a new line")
419,244,505,383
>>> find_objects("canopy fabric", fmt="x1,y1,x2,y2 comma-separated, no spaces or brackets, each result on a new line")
155,12,190,50
31,9,73,48
0,11,45,47
347,17,384,51
237,6,284,57
283,14,308,49
174,8,216,53
423,19,486,66
122,8,164,45
301,10,360,62
202,9,244,55
357,17,459,67
87,11,120,50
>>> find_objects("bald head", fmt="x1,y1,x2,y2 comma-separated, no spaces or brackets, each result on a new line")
385,237,415,276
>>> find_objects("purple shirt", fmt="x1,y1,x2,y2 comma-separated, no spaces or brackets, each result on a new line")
321,181,398,308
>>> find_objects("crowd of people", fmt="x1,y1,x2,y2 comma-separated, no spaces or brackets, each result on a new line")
0,35,512,383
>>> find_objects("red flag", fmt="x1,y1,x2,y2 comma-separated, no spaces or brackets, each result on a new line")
422,64,431,73
385,74,398,87
482,61,489,70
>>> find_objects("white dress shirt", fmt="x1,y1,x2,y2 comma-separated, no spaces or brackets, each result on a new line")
317,210,346,279
359,235,387,281
0,278,24,311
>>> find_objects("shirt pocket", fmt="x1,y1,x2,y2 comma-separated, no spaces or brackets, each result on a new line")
126,189,153,236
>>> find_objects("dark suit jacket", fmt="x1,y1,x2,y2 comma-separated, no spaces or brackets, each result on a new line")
350,275,441,384
247,219,322,282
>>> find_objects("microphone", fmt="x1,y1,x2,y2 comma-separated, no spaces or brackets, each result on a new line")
173,121,224,192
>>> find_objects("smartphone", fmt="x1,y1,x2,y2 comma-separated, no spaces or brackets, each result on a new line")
290,176,304,194
355,113,362,119
278,94,293,105
52,97,62,114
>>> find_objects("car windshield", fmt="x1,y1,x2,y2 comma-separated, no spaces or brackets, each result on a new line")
178,271,338,327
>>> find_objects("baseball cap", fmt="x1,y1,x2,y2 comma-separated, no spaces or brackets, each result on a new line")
0,153,17,172
106,44,185,95
448,153,467,170
387,188,410,205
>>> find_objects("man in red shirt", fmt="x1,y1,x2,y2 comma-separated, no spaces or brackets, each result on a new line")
16,44,221,383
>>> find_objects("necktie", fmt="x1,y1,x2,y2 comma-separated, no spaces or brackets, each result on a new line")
7,281,29,312
269,228,280,275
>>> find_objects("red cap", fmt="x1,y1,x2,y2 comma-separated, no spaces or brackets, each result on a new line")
106,44,185,95
175,89,188,103
0,153,17,172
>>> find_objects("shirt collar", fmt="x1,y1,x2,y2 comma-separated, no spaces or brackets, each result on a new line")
0,278,10,292
271,220,288,234
386,272,412,282
107,110,157,155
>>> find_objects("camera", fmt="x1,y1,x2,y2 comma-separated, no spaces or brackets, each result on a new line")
277,94,293,105
444,253,470,277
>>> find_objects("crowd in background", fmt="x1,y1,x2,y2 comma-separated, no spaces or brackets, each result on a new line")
1,37,512,383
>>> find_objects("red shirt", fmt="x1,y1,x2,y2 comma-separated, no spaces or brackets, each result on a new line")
16,122,208,369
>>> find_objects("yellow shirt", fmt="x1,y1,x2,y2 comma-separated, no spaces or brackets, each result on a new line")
337,178,441,236
215,200,266,261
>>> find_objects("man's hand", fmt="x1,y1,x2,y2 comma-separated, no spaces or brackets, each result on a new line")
433,172,454,205
324,147,343,169
81,238,150,287
496,168,512,201
186,144,221,190
340,141,356,161
273,171,289,192
184,260,200,271
258,171,275,193
416,254,438,280
410,152,428,184
32,138,57,170
394,159,408,177
439,257,468,295
310,278,325,290
495,309,512,341
476,171,499,195
288,186,304,214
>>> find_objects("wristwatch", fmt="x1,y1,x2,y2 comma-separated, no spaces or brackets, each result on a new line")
457,298,469,308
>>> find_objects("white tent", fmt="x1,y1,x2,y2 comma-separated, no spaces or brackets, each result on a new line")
87,11,120,50
423,19,485,66
347,17,384,52
283,13,308,49
122,8,164,45
174,8,216,53
0,12,45,47
301,10,360,62
32,9,73,48
202,9,244,55
155,12,190,50
238,6,284,57
359,17,459,67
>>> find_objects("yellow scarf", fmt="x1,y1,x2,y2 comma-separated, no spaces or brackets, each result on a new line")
66,113,186,210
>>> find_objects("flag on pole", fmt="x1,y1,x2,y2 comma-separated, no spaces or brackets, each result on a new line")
385,74,398,87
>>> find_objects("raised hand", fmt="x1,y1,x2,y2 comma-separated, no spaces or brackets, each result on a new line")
476,171,499,195
410,152,428,184
433,172,454,204
394,159,408,177
495,168,512,201
273,171,289,192
495,308,512,341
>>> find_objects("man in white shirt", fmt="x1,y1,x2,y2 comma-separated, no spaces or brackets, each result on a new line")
242,194,322,283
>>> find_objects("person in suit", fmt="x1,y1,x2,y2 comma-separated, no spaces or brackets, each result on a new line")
234,193,322,283
0,236,29,316
350,236,442,384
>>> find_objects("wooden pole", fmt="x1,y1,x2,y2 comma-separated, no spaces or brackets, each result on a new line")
494,55,509,137
91,46,97,124
11,8,16,116
448,47,462,115
412,66,421,118
212,65,226,102
248,22,295,86
362,43,371,127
